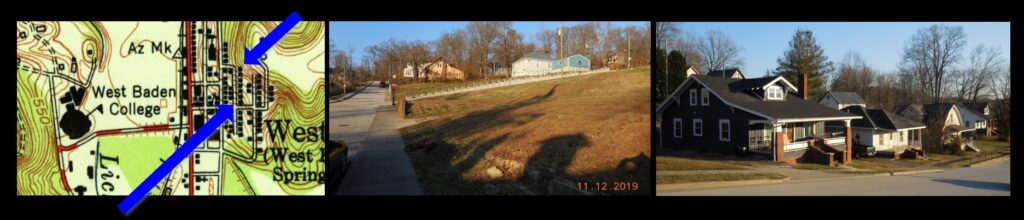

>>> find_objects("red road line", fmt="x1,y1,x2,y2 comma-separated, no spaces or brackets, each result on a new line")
58,144,79,151
59,168,71,193
95,130,121,135
57,147,71,193
143,125,170,131
186,20,194,196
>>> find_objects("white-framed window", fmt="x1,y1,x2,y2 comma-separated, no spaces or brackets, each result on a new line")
794,123,804,140
762,124,772,137
899,131,904,142
719,119,730,141
693,119,703,136
672,118,683,138
766,85,784,100
701,89,710,106
804,123,814,137
689,89,697,106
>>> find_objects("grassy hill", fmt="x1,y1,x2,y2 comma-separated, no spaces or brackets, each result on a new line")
400,67,651,195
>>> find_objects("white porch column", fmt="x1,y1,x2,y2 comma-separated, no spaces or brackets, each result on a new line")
844,120,852,163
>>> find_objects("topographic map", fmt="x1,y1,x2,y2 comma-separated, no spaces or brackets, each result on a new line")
17,21,326,196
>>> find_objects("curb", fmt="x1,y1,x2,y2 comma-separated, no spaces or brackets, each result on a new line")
331,82,371,103
969,154,1011,168
656,168,949,193
656,177,790,193
786,174,884,183
883,169,945,176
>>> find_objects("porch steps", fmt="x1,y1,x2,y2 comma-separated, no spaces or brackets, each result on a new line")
813,140,847,166
964,143,982,152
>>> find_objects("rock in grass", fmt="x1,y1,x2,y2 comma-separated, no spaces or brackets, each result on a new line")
486,166,504,179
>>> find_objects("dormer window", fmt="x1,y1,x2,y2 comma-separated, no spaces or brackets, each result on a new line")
766,85,784,100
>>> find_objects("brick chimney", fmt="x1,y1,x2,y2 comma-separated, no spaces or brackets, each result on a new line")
800,73,808,100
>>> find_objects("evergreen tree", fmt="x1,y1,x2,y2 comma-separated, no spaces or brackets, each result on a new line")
773,29,834,99
667,50,687,98
655,48,668,103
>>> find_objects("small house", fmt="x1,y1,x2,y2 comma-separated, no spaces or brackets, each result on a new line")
511,52,553,77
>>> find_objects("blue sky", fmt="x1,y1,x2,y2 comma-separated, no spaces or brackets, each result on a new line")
329,21,647,66
671,22,1010,77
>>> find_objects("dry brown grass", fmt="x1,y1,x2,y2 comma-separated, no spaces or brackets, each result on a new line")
400,68,651,195
655,156,750,171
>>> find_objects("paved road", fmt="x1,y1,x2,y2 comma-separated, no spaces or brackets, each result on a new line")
329,82,422,195
660,161,1010,196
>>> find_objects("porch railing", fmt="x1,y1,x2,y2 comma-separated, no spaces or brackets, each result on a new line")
784,141,809,152
748,136,772,153
824,137,846,145
907,140,922,149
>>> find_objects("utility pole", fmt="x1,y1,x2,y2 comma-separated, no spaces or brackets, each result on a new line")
340,55,346,95
627,34,631,69
559,22,564,60
348,45,354,80
664,36,668,98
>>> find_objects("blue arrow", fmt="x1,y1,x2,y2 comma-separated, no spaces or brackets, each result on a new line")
118,105,235,215
244,11,302,64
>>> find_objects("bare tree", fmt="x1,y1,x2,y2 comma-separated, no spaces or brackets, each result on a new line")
466,22,510,79
675,31,704,74
991,65,1011,102
496,28,530,76
696,30,743,71
536,27,557,55
831,51,875,102
901,24,967,104
656,22,679,51
404,40,431,81
990,65,1011,137
873,73,900,110
953,45,1004,103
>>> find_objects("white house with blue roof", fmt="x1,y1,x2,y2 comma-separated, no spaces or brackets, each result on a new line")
511,52,591,77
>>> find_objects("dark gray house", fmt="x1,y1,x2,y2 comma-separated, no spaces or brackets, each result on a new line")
657,74,862,165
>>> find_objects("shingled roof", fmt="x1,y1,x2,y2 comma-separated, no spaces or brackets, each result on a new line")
820,92,866,105
957,103,993,119
659,75,860,122
894,104,924,122
519,52,551,61
705,68,744,79
843,106,926,130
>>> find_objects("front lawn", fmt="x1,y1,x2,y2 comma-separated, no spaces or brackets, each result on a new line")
656,156,750,171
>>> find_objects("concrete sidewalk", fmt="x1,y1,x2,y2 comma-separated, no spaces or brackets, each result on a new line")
331,82,422,195
656,165,871,182
336,107,421,195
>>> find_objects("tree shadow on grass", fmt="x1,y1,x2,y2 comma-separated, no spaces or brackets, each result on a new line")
522,134,650,195
401,85,558,195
